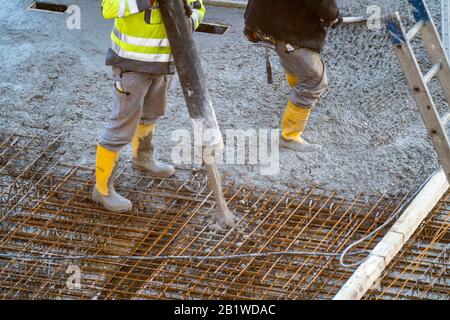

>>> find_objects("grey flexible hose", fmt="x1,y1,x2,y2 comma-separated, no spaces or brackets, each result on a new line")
339,168,438,267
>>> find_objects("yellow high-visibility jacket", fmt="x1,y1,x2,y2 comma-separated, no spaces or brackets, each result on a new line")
102,0,205,73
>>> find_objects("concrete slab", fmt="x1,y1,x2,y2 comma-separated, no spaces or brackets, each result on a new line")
0,0,446,195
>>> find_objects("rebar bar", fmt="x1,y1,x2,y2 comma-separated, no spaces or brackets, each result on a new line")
0,131,448,300
365,194,449,300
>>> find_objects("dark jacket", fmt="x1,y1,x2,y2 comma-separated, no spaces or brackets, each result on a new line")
244,0,340,52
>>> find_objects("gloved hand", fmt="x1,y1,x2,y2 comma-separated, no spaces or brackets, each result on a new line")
183,0,193,17
244,27,260,43
331,14,344,28
321,14,343,28
183,0,196,32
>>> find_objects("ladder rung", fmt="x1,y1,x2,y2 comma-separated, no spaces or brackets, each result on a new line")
407,20,425,41
441,112,450,127
423,62,442,84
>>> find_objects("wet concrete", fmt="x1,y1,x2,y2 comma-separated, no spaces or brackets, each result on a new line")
0,0,447,196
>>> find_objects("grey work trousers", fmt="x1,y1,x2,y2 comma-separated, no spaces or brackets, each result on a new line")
275,43,328,108
100,66,172,151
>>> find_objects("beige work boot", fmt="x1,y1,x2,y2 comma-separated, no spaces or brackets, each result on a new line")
280,100,322,153
131,124,176,178
92,185,132,212
280,136,322,153
92,145,132,212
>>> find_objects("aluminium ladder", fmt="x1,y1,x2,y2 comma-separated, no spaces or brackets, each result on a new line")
443,0,450,58
386,0,450,183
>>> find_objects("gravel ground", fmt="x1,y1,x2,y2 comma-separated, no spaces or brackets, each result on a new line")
0,0,447,196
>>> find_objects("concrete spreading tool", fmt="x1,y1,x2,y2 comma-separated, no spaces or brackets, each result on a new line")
158,0,235,227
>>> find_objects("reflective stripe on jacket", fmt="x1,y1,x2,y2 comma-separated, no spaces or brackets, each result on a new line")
102,0,205,71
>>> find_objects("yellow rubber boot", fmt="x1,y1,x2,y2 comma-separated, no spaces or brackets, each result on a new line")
280,100,322,153
286,73,299,88
131,124,176,178
92,145,132,212
131,124,155,159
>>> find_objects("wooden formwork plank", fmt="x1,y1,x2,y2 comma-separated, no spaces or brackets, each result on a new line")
334,169,449,300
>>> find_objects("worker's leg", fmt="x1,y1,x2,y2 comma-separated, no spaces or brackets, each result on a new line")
93,66,152,211
285,72,299,89
276,44,328,153
282,64,298,89
131,74,176,178
282,60,299,88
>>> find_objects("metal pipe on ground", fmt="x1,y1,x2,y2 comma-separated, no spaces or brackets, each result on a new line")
342,16,368,24
158,0,235,227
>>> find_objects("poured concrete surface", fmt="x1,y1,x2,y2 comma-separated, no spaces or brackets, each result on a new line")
0,0,447,195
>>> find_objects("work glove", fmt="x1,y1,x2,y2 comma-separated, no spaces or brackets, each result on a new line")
331,14,344,28
183,0,197,32
183,0,193,17
243,27,260,43
321,14,343,29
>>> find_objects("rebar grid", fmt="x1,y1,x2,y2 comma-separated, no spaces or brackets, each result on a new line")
364,192,449,300
0,132,447,300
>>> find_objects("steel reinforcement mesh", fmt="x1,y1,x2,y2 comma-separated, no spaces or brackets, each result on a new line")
364,192,449,300
0,131,448,300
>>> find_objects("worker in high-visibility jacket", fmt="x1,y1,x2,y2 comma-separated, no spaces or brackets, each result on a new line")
94,0,206,212
244,0,341,153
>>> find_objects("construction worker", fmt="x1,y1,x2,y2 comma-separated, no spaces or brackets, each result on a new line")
244,0,341,153
94,0,206,212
